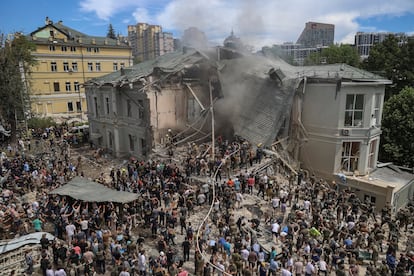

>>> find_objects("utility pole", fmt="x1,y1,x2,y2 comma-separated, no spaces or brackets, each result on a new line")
209,79,215,161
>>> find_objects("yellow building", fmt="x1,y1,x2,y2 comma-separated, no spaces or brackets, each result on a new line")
27,18,132,119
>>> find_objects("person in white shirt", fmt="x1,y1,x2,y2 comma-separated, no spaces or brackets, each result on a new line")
271,221,280,244
235,192,243,209
241,246,250,268
318,259,328,276
304,260,316,276
281,267,292,276
303,199,311,217
65,223,76,245
271,196,280,215
138,250,146,274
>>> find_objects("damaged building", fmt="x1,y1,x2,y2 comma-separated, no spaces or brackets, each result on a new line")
85,44,413,211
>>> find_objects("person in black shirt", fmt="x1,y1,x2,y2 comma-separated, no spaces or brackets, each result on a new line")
40,233,50,250
182,237,191,261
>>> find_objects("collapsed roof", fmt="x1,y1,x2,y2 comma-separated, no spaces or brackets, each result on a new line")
86,48,389,147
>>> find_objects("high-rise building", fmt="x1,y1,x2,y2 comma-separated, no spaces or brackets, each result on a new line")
160,32,174,55
26,17,132,118
354,32,406,59
297,22,335,47
128,23,174,62
268,22,335,65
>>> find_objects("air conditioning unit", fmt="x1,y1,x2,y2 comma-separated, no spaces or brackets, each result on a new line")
341,129,350,136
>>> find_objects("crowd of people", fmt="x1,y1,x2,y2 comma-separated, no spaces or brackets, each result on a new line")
0,127,413,276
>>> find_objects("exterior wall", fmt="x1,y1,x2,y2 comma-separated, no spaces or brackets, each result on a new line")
28,25,132,119
296,22,335,47
147,84,188,143
300,83,341,176
300,81,385,177
354,32,406,59
393,181,414,211
86,85,151,158
299,80,391,211
339,178,394,212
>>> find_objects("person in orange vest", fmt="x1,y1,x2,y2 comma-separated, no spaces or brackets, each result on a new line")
227,178,235,188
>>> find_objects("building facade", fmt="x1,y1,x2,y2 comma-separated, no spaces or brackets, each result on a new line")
128,23,174,62
85,50,210,158
27,18,133,119
354,31,406,59
270,22,335,65
298,67,413,210
296,22,335,47
85,49,413,211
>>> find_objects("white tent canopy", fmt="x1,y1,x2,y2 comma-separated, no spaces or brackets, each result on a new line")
49,176,139,203
0,232,55,255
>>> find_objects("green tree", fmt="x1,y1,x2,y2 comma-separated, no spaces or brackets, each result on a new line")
0,33,36,140
362,35,414,99
305,44,360,66
27,117,56,129
107,24,116,39
380,87,414,167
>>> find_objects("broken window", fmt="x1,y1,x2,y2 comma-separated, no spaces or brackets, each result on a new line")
341,141,360,172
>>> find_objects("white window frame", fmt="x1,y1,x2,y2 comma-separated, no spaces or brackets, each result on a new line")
344,94,364,127
341,141,360,172
65,82,71,92
63,62,69,72
74,81,80,92
51,62,57,72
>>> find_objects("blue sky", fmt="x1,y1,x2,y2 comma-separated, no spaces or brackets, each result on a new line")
1,0,413,48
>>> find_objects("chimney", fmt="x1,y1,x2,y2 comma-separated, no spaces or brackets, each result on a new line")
45,17,49,25
58,20,63,25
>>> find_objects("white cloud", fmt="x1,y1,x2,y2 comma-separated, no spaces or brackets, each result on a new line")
132,8,152,24
78,0,414,47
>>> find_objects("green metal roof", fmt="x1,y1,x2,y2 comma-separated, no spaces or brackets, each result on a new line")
87,49,208,86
